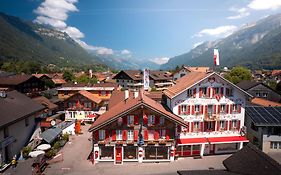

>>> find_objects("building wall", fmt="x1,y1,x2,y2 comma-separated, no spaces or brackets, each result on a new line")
245,116,262,149
247,84,281,102
263,135,281,153
173,69,188,81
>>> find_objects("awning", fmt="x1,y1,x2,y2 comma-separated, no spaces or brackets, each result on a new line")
207,136,249,144
177,138,208,145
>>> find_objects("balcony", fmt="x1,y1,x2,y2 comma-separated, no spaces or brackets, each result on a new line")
204,113,219,121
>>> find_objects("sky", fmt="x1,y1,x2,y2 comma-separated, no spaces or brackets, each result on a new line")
1,0,281,64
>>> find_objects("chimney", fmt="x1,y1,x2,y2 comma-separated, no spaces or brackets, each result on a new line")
134,91,139,98
124,90,129,100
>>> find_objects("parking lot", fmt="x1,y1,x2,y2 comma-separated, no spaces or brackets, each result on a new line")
44,124,230,175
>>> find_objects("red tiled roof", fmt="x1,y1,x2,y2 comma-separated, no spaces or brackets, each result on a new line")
32,96,58,110
207,136,248,143
88,90,187,132
177,138,208,144
78,90,102,104
52,78,67,85
272,70,281,76
0,74,33,85
251,98,281,107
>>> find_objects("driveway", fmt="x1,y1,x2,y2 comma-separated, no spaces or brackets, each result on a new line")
45,124,230,175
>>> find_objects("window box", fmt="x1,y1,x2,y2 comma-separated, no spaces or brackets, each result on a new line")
127,140,134,145
98,141,106,145
159,139,167,145
147,141,155,145
116,141,123,145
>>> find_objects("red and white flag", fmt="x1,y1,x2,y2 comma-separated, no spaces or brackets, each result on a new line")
214,49,220,66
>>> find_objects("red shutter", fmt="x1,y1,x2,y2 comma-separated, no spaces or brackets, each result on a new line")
191,122,194,132
144,130,148,140
155,116,159,125
229,121,232,130
225,121,228,130
237,120,241,130
123,116,127,125
217,105,221,114
204,122,208,131
191,105,195,115
199,87,202,98
216,121,220,131
187,105,190,115
94,131,99,141
98,91,101,96
204,105,208,115
207,87,211,98
122,130,127,141
154,130,159,140
212,87,216,96
226,104,230,114
143,115,148,125
220,87,224,96
200,105,204,114
238,104,242,113
105,130,109,141
166,129,170,140
134,130,138,141
178,105,181,115
134,116,139,125
193,88,196,98
200,122,204,132
112,130,116,141
230,104,233,114
213,105,216,114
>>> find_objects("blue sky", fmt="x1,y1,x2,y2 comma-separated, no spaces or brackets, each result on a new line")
1,0,281,64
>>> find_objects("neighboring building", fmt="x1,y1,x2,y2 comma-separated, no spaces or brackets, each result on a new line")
57,83,117,104
271,70,281,83
0,75,45,94
113,70,173,91
245,106,281,155
88,90,187,164
63,90,103,122
33,73,67,87
172,66,209,81
178,143,281,175
163,71,251,157
250,97,281,107
237,80,281,103
0,91,45,164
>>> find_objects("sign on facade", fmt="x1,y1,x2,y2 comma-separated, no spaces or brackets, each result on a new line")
143,69,149,90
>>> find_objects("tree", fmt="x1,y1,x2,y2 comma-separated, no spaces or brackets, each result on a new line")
224,66,252,84
75,74,98,84
63,71,74,82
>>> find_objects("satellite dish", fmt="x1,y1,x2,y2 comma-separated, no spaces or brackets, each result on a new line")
51,120,56,126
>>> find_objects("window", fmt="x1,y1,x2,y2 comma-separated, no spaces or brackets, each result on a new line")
99,130,105,140
148,115,155,125
64,91,68,95
202,87,207,96
159,117,165,126
226,88,233,97
100,146,114,160
25,118,29,127
127,115,134,125
206,122,214,130
270,142,281,149
116,130,122,140
117,117,123,126
84,102,91,108
124,146,137,159
127,130,134,140
221,104,226,113
68,102,73,108
180,73,185,78
208,105,213,114
256,92,261,97
195,105,200,112
194,121,200,130
159,129,166,139
263,93,268,98
232,120,238,129
187,89,192,97
180,105,187,114
220,121,225,129
233,104,238,112
214,87,220,95
148,130,154,140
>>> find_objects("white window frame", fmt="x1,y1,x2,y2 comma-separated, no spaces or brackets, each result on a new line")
148,115,155,125
232,120,237,128
127,130,134,140
187,89,192,97
202,87,207,97
194,121,200,130
99,130,105,140
116,130,122,140
220,121,225,129
127,115,134,125
195,105,200,112
221,104,226,113
181,105,187,113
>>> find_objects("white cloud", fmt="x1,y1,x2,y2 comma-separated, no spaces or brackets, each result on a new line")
75,40,114,55
63,26,84,39
121,49,131,55
193,41,204,48
227,7,250,20
34,16,67,29
150,57,170,65
195,25,238,37
248,0,281,10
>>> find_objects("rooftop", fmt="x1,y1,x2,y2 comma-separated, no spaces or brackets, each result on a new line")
251,98,281,107
245,106,281,126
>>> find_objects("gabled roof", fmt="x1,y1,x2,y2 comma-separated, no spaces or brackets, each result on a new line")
251,98,281,107
245,106,281,126
0,90,45,128
52,78,66,85
0,74,35,85
113,70,172,81
223,143,281,175
78,90,102,104
32,96,58,110
164,72,252,99
88,90,187,132
236,80,261,91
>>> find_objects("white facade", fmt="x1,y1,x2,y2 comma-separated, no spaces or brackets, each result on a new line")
173,69,189,81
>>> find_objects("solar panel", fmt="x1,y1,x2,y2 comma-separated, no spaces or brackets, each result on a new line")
245,106,281,126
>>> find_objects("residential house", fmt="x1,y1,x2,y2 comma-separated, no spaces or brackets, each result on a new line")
33,73,66,87
0,74,45,94
163,71,251,157
271,70,281,83
88,90,187,164
63,90,103,122
245,106,281,155
172,66,209,81
0,91,45,164
237,80,281,102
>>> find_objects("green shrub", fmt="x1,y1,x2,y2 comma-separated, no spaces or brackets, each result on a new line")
45,149,56,158
53,141,61,150
62,133,69,141
22,146,32,158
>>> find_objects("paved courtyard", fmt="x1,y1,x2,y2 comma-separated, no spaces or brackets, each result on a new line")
44,124,230,175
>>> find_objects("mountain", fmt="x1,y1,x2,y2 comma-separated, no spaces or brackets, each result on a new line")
161,13,281,70
0,12,103,68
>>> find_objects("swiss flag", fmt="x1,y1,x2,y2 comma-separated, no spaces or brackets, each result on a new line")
214,49,220,66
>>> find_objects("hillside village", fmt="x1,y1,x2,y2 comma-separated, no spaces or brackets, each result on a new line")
0,66,281,174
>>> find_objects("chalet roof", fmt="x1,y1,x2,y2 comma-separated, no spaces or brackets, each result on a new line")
0,74,34,85
52,78,66,85
0,90,45,128
78,90,102,104
164,72,252,99
113,70,172,81
223,143,281,175
144,91,163,101
32,74,51,79
88,90,187,132
173,65,210,75
32,96,58,110
245,106,281,126
108,90,132,109
236,80,260,91
251,98,281,107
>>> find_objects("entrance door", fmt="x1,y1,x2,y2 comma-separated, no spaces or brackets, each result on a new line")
115,147,122,164
204,144,210,155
